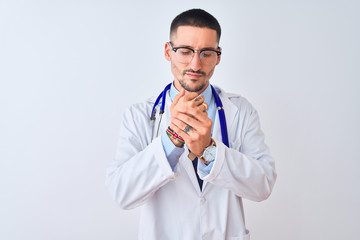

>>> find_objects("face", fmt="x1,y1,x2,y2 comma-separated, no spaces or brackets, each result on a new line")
165,26,221,94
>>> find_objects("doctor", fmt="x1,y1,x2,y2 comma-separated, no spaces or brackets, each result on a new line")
106,9,276,240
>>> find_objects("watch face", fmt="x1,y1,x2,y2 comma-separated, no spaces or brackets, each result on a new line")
203,145,216,163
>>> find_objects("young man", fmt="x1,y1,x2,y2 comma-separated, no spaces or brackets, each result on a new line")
106,9,276,240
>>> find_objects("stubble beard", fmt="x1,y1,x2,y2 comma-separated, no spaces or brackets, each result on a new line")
177,67,215,93
178,78,207,92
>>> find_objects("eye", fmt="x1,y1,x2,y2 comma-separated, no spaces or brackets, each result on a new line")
201,51,216,58
178,48,193,56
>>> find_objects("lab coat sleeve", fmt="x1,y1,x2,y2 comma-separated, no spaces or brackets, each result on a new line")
199,108,277,202
106,105,178,210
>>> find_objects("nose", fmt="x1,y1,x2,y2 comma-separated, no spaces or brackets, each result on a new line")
189,52,202,71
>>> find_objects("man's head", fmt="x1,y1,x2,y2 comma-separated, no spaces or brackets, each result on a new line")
165,9,222,94
170,9,221,44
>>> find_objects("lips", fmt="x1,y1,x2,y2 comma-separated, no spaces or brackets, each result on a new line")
186,72,203,79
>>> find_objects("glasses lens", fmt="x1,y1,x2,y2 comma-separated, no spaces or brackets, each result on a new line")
200,50,218,65
172,45,219,65
175,48,193,64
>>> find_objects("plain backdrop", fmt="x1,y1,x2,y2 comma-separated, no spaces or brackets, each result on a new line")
1,0,359,239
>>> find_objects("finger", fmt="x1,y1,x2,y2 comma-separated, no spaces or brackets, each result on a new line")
192,95,205,108
173,112,209,133
181,106,208,122
173,88,185,106
170,120,191,142
183,91,199,101
193,95,204,103
202,102,208,112
175,112,213,135
183,125,193,134
171,116,204,141
171,117,192,135
174,111,199,126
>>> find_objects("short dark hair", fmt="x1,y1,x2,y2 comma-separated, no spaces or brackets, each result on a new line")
170,9,221,43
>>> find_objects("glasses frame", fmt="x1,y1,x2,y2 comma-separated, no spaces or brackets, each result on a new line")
168,42,222,64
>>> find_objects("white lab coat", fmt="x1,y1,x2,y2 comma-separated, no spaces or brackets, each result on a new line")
106,85,276,240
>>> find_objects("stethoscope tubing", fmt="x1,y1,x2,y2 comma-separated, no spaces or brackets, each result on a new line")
211,85,229,147
150,83,171,120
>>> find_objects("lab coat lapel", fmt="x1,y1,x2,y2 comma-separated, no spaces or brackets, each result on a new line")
179,150,202,194
202,86,239,191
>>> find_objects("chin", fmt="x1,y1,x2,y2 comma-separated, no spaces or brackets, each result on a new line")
184,83,206,92
182,81,207,93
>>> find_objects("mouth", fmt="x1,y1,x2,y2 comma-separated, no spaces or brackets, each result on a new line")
185,72,203,79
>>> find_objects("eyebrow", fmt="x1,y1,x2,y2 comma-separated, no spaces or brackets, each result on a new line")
175,44,219,51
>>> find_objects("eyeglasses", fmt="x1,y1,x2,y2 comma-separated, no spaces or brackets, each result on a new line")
169,42,221,65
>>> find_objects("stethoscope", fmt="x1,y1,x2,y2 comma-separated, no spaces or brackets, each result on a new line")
150,83,229,147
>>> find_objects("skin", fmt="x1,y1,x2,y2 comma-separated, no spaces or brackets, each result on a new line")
164,26,221,156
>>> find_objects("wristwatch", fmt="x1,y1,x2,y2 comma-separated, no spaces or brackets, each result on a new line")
198,139,216,165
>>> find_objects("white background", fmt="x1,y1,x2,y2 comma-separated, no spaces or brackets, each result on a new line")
1,0,359,239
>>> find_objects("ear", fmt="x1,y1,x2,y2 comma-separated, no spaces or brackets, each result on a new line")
215,47,222,66
165,42,171,61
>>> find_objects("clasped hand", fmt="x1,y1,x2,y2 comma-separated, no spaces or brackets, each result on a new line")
169,89,212,156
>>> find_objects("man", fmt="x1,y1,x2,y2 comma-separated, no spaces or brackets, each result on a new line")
106,9,276,240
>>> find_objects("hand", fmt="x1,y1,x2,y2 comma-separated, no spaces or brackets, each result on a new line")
169,89,213,156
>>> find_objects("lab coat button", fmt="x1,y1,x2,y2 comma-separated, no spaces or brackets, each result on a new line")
200,197,206,204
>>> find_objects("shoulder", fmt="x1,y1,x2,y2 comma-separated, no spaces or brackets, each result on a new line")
123,96,156,121
130,96,156,109
213,85,256,113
